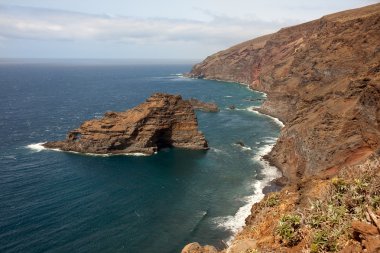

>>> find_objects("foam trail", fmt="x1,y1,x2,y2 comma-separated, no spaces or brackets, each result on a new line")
213,138,281,244
246,106,284,128
27,143,47,152
232,143,252,151
26,143,149,156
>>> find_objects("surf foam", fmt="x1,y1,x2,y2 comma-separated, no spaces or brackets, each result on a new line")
26,143,149,157
27,143,48,152
213,136,281,244
246,106,284,128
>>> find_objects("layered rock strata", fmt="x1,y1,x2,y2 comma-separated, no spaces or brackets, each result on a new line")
43,93,208,155
188,3,380,183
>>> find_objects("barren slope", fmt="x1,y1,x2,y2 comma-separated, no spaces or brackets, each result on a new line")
189,3,380,183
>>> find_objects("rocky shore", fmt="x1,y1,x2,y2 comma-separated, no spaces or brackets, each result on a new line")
183,3,380,253
44,93,209,155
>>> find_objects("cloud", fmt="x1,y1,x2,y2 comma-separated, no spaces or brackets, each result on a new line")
0,4,296,46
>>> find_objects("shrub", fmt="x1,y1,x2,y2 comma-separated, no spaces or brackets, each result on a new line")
277,214,302,246
265,193,279,207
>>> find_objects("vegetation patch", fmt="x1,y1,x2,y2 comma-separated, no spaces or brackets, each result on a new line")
276,157,380,252
276,214,302,246
265,193,280,207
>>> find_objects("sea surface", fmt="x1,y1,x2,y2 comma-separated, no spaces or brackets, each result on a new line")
0,59,281,253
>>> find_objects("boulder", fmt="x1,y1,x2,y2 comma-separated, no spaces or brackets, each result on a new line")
188,98,219,112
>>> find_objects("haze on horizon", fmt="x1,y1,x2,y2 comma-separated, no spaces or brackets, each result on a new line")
0,0,377,59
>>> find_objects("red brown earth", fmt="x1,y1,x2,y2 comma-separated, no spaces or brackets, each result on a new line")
43,93,208,155
183,3,380,253
188,3,380,183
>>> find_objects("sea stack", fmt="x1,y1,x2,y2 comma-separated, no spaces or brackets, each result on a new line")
43,93,208,155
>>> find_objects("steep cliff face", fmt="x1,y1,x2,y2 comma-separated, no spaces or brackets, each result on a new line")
43,93,208,155
189,4,380,182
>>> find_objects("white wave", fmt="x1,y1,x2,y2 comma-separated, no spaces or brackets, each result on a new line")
169,77,191,82
2,155,16,160
232,143,252,151
224,95,233,98
213,137,281,245
210,147,226,154
26,143,150,156
246,106,284,128
27,142,48,152
261,136,278,143
255,91,267,98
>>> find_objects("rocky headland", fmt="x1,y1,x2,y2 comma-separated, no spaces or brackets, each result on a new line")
43,93,209,155
183,3,380,253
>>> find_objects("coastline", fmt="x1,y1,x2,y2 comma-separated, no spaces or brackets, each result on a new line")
196,77,285,245
30,75,285,247
182,4,380,252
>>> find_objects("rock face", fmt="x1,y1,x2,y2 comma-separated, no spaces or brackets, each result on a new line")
182,4,380,253
188,3,380,182
188,98,219,112
43,93,208,155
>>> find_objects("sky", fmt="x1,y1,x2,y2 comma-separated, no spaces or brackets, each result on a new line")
0,0,378,59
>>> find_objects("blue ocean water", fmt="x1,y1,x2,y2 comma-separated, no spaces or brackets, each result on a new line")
0,60,281,253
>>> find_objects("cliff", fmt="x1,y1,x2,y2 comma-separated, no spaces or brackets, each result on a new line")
183,3,380,253
189,3,380,183
43,93,208,155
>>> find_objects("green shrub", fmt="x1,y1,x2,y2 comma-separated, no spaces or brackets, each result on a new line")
311,230,338,252
371,195,380,209
277,214,302,246
331,177,348,194
265,193,279,207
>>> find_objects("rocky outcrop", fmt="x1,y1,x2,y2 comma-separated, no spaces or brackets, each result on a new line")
181,243,218,253
188,98,219,112
43,93,208,155
189,3,380,183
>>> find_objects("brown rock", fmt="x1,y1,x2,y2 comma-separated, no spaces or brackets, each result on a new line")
352,221,379,236
340,240,362,253
352,220,380,253
362,236,380,253
43,93,208,155
188,98,219,112
188,3,380,182
181,243,218,253
226,239,257,253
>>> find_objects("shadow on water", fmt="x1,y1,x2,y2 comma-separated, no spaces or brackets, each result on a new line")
62,148,208,178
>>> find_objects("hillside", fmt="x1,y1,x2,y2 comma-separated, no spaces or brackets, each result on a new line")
189,3,380,183
183,3,380,253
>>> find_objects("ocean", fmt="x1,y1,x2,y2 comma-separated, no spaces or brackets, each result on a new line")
0,60,281,253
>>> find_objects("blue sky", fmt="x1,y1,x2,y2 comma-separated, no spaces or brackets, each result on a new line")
0,0,377,59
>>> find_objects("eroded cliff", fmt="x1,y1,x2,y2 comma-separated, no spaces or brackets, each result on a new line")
189,3,380,183
44,93,208,155
183,3,380,253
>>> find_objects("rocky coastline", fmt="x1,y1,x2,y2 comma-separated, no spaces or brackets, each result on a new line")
182,3,380,253
43,93,209,155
